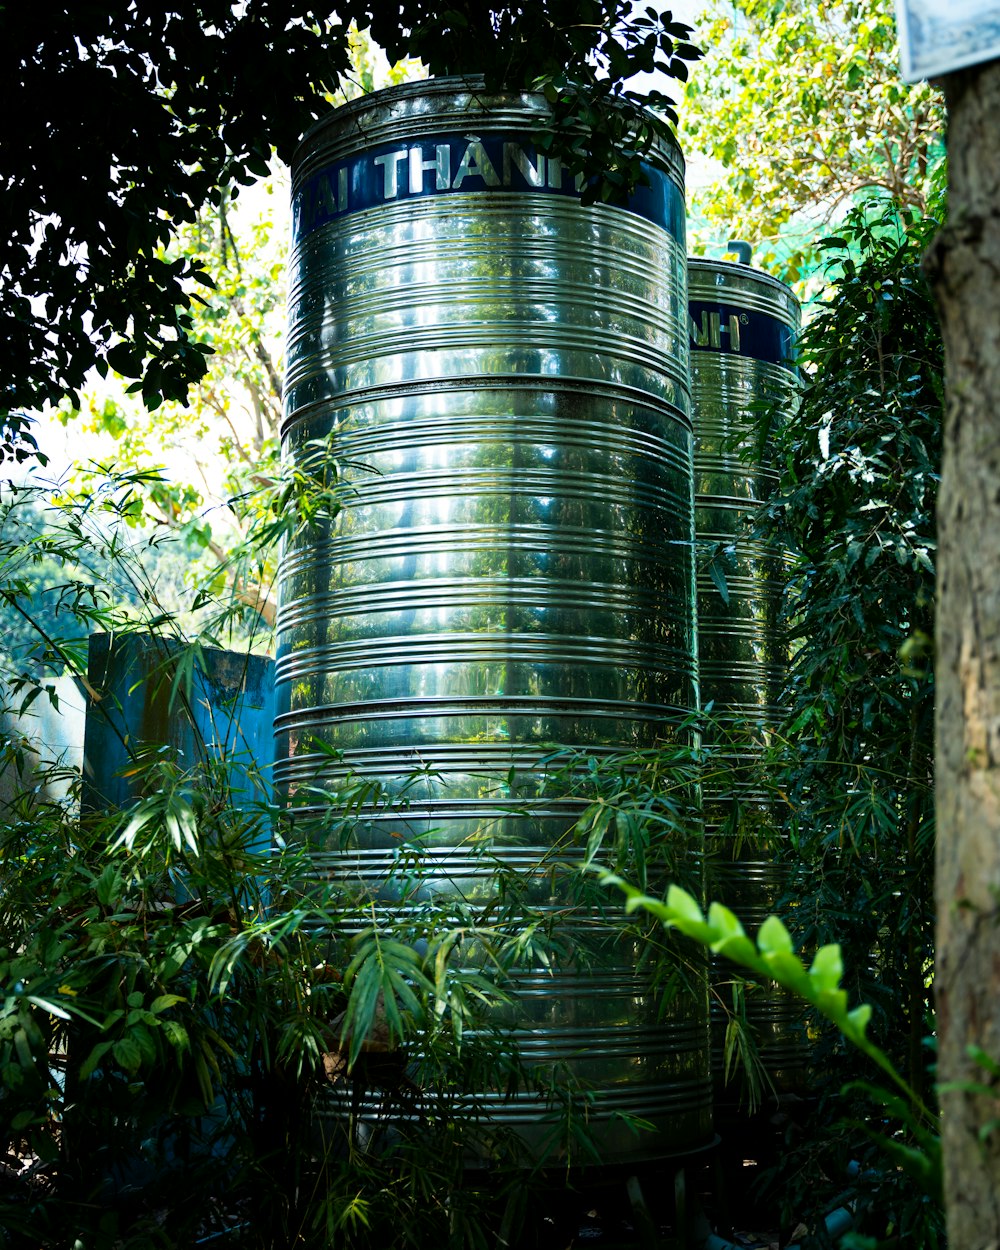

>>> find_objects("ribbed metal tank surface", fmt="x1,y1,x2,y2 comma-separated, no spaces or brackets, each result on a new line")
276,78,708,1161
687,258,803,1100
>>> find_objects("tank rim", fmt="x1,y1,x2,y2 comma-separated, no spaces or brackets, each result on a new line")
293,73,685,182
687,255,798,302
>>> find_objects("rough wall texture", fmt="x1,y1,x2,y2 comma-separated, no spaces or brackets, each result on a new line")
929,57,1000,1250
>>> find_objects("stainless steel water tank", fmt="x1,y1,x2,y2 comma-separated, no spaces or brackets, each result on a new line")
687,257,804,1100
276,79,708,1160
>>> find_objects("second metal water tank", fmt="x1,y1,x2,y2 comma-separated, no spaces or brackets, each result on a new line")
687,256,804,1101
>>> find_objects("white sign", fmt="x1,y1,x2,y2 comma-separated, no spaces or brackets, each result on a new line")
897,0,1000,81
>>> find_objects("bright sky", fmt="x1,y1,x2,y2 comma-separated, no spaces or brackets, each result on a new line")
627,0,718,192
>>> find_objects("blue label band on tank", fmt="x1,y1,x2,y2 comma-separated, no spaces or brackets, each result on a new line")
688,300,797,370
294,131,685,239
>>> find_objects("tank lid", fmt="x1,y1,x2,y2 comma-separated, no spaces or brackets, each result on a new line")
292,74,684,186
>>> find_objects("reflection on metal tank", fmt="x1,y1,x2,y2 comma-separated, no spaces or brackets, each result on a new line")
687,257,805,1098
276,79,708,1161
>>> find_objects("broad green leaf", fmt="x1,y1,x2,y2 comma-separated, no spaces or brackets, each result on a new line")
583,805,611,866
79,1040,114,1081
844,1003,872,1041
25,996,72,1021
96,864,122,908
130,1023,158,1066
112,1036,143,1072
758,950,810,997
712,933,758,966
150,994,186,1015
707,901,745,941
756,915,793,956
707,556,730,605
193,1050,214,1106
14,1027,34,1068
808,943,844,994
665,884,704,924
813,987,849,1023
162,1020,190,1052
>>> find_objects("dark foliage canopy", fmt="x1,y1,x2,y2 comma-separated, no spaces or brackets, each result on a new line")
0,2,697,423
1,2,345,418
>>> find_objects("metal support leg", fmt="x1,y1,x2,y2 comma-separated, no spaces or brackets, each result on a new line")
496,1188,518,1250
627,1173,660,1250
674,1166,688,1250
